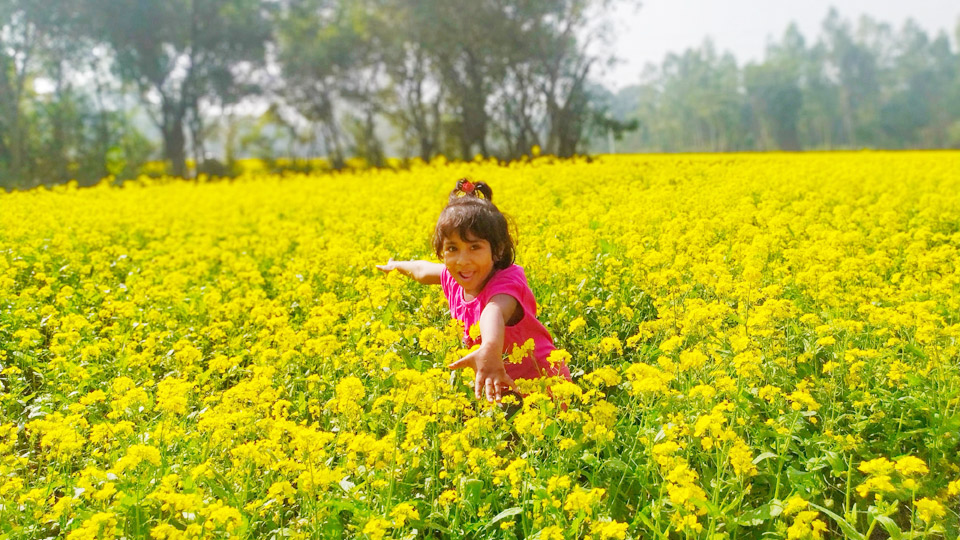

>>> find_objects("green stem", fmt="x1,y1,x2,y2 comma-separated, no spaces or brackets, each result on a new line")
843,454,853,517
864,516,878,540
773,413,800,501
910,491,916,536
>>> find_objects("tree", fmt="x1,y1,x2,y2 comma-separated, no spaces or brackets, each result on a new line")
0,0,41,186
745,28,806,152
81,0,271,177
821,10,882,147
274,0,384,169
373,0,445,161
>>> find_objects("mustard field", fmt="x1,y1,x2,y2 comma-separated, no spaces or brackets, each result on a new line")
1,152,959,539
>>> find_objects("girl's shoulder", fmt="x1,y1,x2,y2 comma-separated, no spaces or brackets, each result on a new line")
492,264,527,283
483,265,531,298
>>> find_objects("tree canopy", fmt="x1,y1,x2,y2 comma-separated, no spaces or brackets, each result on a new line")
2,3,958,189
609,11,960,153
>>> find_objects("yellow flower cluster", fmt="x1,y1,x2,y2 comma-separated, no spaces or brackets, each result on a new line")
1,151,958,537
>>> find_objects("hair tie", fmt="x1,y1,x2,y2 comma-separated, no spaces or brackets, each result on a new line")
456,180,485,199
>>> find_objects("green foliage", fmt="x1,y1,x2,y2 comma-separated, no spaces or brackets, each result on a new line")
3,2,959,188
610,11,960,153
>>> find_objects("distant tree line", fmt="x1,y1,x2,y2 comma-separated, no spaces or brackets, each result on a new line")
604,10,960,152
3,3,958,190
1,0,631,189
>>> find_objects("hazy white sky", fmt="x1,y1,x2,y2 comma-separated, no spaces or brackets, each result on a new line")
599,0,960,89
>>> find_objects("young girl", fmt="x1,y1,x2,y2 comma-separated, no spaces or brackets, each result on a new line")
376,179,571,403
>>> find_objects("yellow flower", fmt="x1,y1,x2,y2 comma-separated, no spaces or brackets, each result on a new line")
665,462,707,514
787,510,827,540
547,474,572,493
659,335,682,353
539,525,564,540
787,390,820,412
66,512,118,540
584,366,621,387
419,327,448,353
729,438,758,477
156,376,193,415
362,518,391,540
671,513,703,533
624,362,673,395
688,384,716,400
599,336,623,355
564,487,606,518
815,336,836,347
112,444,162,474
858,457,894,475
678,349,708,371
266,481,296,504
914,497,946,523
894,455,928,476
856,475,896,499
783,495,808,516
589,519,628,540
150,523,185,540
507,338,536,364
390,502,419,527
948,479,960,496
568,317,587,333
547,348,572,368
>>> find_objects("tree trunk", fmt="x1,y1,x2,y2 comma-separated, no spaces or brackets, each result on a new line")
161,99,188,178
52,62,69,182
92,61,111,180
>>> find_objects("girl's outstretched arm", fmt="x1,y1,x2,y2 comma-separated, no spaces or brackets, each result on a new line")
375,258,443,284
447,294,519,402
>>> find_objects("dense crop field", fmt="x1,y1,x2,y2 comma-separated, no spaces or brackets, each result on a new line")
1,152,959,539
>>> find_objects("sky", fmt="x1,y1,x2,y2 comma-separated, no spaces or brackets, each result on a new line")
598,0,960,90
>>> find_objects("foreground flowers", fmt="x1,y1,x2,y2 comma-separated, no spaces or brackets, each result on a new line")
1,152,959,538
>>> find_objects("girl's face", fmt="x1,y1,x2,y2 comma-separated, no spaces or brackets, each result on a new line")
442,230,495,298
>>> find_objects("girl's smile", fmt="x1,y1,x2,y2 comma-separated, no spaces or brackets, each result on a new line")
442,231,495,298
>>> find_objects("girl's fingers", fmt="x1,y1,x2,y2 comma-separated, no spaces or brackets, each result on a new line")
485,379,496,402
447,356,475,370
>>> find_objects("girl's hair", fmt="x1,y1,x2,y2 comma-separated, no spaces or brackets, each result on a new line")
433,179,515,270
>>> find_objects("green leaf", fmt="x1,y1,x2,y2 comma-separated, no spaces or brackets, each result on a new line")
690,497,721,517
381,299,396,325
752,452,778,465
787,466,817,490
736,499,783,526
823,451,847,475
487,507,522,528
633,506,658,532
874,515,902,540
603,458,630,472
809,502,866,540
422,519,452,535
464,479,483,506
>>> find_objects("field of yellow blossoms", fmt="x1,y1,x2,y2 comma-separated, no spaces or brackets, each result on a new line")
1,152,959,539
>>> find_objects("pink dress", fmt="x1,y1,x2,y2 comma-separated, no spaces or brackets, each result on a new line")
441,264,572,381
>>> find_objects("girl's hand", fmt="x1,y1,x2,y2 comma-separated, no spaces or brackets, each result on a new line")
448,344,517,402
374,260,442,284
375,258,399,273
